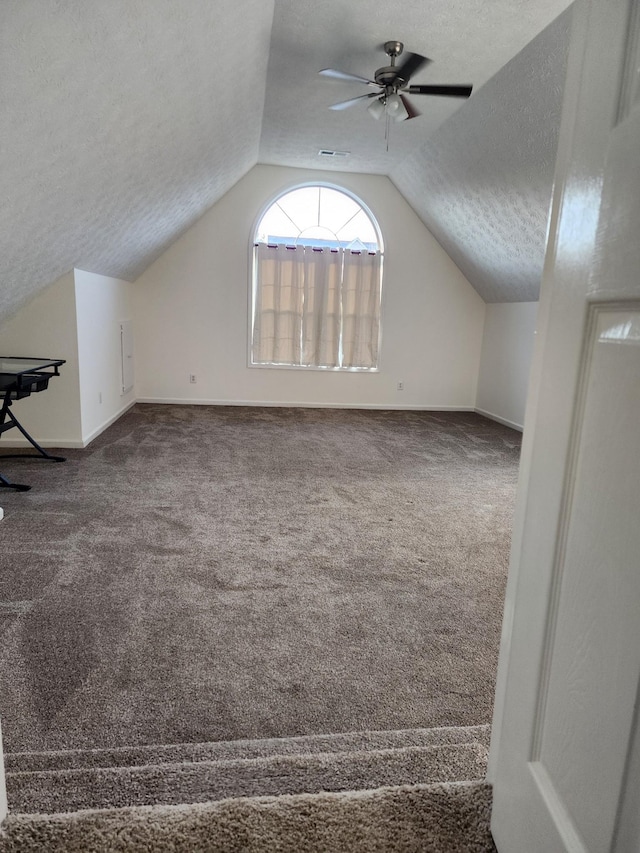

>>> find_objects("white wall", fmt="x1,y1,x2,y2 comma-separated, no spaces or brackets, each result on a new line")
74,269,135,444
133,165,486,409
0,269,135,448
0,271,82,445
476,301,538,430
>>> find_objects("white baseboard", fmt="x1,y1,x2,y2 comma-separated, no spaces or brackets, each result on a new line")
0,437,85,449
0,401,137,449
136,397,476,412
1,400,506,453
81,400,137,446
475,408,523,432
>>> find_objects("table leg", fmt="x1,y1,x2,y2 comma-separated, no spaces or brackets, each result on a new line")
0,403,66,464
0,472,31,492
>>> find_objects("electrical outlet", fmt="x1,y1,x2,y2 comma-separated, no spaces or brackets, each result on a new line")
397,381,404,391
189,374,197,384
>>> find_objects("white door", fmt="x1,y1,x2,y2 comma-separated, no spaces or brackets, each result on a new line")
490,0,640,850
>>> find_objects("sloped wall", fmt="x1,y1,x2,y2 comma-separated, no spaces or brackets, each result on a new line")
0,0,274,325
133,165,486,410
392,9,572,303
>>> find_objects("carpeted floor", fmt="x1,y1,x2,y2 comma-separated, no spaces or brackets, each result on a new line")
0,406,520,754
0,781,497,852
5,725,491,814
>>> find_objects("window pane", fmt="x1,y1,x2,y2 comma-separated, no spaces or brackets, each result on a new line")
257,206,298,243
318,188,361,234
299,226,336,242
275,187,320,233
336,208,378,247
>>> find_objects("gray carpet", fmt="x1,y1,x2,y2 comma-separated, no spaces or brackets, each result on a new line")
7,742,488,814
5,723,491,773
0,406,520,754
6,725,489,813
0,781,497,852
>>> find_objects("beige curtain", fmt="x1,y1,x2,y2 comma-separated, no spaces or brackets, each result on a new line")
253,244,382,369
341,250,382,369
301,248,342,367
252,244,304,365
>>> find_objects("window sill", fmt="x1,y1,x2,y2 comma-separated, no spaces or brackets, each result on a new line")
248,362,379,374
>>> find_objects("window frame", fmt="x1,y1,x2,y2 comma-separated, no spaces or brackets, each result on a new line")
247,182,385,373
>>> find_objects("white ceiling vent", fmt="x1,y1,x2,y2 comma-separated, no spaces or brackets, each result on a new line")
318,149,350,158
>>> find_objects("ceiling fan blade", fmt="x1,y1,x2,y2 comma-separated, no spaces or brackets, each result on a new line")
394,51,431,83
319,68,378,86
399,94,421,120
407,84,473,98
329,92,381,111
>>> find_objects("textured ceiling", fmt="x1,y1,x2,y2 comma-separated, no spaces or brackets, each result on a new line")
259,0,572,176
393,10,572,302
0,0,274,320
0,0,573,323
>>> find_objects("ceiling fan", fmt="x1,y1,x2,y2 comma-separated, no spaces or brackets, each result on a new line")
319,41,472,122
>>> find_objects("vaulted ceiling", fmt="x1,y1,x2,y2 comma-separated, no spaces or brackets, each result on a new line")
0,0,572,323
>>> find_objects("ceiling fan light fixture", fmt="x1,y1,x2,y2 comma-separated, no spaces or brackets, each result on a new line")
385,93,400,114
367,97,385,120
386,93,409,121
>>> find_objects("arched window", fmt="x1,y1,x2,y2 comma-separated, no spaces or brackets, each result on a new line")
251,185,383,370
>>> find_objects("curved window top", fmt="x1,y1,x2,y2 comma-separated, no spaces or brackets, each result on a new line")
255,186,381,252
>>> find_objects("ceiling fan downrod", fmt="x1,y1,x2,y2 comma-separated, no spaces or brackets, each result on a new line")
375,41,406,89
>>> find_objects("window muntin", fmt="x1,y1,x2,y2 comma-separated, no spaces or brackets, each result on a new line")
256,186,380,252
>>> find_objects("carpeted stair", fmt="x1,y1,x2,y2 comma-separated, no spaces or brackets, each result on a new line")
0,725,497,851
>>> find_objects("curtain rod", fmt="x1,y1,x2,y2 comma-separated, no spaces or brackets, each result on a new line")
256,243,377,255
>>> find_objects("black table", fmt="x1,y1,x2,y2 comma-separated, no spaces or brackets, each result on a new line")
0,357,66,491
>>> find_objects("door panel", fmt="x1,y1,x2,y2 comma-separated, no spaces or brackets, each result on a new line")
490,0,640,850
536,306,640,852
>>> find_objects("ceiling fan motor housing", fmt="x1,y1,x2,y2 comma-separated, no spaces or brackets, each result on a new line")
375,66,408,88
